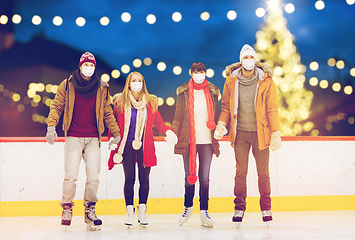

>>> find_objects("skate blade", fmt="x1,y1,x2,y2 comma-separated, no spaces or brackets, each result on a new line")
138,222,148,228
265,221,271,228
201,223,213,228
62,226,69,231
236,222,241,228
86,223,101,231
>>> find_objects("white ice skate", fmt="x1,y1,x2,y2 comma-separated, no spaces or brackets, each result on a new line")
200,210,214,228
85,204,102,231
262,210,272,227
137,204,148,227
125,205,135,227
178,206,193,226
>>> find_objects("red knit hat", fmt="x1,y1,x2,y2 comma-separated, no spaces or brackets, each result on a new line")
78,52,96,68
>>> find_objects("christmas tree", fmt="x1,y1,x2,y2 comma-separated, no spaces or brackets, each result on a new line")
254,5,314,136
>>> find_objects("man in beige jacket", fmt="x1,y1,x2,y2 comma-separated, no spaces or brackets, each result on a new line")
214,44,282,225
46,52,121,231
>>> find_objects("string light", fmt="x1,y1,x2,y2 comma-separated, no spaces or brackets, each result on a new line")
172,12,182,22
227,10,237,20
315,0,325,10
200,12,210,21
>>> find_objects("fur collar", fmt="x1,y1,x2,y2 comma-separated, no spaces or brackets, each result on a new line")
176,81,220,96
225,61,274,78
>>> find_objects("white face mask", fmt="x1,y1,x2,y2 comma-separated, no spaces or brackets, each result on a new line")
81,66,95,77
192,73,206,84
242,59,256,71
130,82,143,92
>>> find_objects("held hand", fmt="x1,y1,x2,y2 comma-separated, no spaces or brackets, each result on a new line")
46,126,57,145
109,135,121,151
165,130,178,145
270,131,282,151
214,121,227,140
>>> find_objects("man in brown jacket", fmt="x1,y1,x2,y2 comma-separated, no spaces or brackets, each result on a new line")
46,52,121,231
214,44,282,225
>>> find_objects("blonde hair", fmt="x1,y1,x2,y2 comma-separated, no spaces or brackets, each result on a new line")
116,71,158,112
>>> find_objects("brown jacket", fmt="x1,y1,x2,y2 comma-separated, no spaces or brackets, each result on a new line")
47,75,120,141
219,62,280,150
172,81,220,157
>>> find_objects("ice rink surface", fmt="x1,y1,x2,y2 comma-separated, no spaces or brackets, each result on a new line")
1,211,355,240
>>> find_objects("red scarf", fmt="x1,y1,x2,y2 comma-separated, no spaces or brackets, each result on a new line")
187,79,216,185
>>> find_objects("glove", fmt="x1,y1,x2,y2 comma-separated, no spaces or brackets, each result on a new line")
108,135,121,151
214,121,227,140
270,131,282,151
165,130,178,145
46,125,57,145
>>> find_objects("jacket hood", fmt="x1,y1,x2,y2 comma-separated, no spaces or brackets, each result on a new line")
176,81,220,96
225,61,274,78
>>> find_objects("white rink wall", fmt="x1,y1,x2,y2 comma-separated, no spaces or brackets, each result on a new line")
1,139,355,203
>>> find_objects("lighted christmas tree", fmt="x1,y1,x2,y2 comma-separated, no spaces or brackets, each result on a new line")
254,4,314,136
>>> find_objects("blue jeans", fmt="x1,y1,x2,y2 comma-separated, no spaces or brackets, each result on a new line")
183,144,213,210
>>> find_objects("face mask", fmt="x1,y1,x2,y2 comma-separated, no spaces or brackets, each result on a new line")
192,73,206,84
81,66,95,77
130,82,143,92
242,59,256,71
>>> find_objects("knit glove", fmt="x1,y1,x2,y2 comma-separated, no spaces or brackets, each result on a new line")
46,126,57,145
165,130,178,145
214,121,228,140
108,135,121,151
270,131,282,151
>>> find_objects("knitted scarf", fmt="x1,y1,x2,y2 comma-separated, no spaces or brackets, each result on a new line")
72,69,100,98
187,79,215,185
113,92,147,164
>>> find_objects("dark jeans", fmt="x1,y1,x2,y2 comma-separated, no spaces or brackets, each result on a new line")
233,130,271,211
122,143,151,206
183,144,213,210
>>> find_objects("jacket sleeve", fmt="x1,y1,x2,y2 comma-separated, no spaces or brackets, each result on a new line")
153,108,172,134
47,79,67,127
266,78,281,132
218,77,232,125
108,104,119,139
103,89,121,137
171,92,184,136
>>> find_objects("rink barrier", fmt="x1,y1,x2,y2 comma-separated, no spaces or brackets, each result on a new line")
1,136,355,217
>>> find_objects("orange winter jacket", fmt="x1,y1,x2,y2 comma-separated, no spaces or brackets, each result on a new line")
47,75,120,141
218,62,280,150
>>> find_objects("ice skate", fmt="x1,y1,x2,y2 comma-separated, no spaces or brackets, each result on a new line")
84,203,102,231
262,210,272,226
200,210,214,228
232,210,244,227
61,203,73,228
137,204,148,227
178,206,193,226
125,205,135,227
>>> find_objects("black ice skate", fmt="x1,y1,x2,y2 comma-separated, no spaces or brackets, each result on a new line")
262,210,273,226
232,210,244,227
84,203,102,231
61,203,73,227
